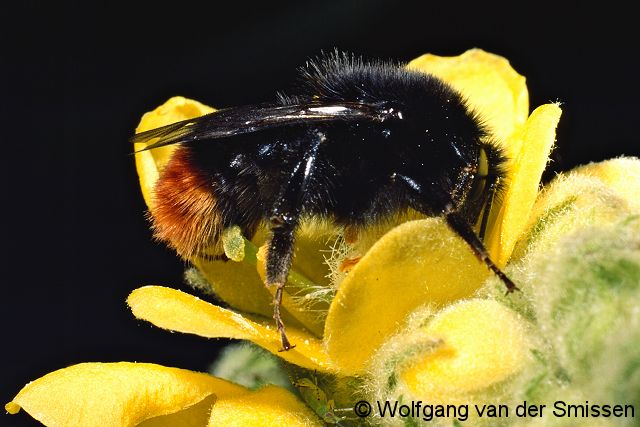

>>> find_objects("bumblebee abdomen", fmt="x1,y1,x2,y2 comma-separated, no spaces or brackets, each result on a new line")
151,145,224,259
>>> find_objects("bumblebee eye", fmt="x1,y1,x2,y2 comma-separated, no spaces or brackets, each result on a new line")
469,147,489,201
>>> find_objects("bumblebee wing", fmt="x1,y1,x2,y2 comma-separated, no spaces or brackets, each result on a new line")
131,101,398,151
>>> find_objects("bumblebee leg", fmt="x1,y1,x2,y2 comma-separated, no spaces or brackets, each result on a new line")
445,211,518,293
267,217,297,351
266,131,323,351
394,172,517,294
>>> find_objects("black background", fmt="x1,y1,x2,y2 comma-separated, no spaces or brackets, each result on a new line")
3,2,639,425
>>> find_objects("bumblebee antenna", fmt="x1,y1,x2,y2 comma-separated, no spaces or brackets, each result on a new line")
478,176,498,241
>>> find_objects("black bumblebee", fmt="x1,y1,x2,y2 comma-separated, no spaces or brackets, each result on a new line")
132,52,516,351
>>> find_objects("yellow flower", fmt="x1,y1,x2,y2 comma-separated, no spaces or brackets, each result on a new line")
128,48,560,376
6,362,320,426
8,49,564,426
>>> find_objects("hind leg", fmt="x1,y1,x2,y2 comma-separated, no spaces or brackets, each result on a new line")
265,132,323,350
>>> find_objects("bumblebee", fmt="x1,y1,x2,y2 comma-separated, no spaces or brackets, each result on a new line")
132,52,515,351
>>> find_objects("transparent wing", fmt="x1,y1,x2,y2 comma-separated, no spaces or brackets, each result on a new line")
131,101,399,151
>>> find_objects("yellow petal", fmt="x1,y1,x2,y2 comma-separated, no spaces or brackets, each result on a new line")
490,104,562,265
255,244,328,338
208,385,322,426
407,49,528,143
193,254,278,322
134,96,215,209
324,218,491,375
292,219,338,287
282,226,336,335
195,218,338,338
401,299,528,400
128,286,335,372
195,237,327,336
510,161,639,261
6,362,246,427
138,395,217,427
